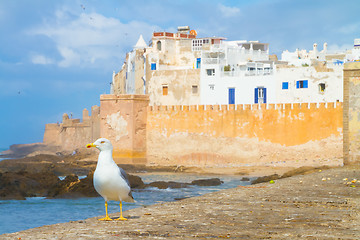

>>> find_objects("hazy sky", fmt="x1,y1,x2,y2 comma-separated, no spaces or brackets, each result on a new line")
0,0,359,148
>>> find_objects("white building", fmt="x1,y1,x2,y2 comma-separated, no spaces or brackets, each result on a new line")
199,40,276,105
275,65,343,103
112,26,349,106
345,38,360,62
281,43,328,67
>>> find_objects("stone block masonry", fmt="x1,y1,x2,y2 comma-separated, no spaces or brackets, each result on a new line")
44,95,343,168
43,93,344,169
43,106,100,152
343,62,360,164
147,102,343,168
100,94,149,164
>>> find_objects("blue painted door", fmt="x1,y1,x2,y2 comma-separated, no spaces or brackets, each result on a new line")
255,87,267,103
196,58,201,69
228,88,235,104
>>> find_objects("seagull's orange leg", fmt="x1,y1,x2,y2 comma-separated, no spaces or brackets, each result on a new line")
98,201,112,221
115,201,127,221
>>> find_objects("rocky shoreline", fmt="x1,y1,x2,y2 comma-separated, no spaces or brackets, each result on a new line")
1,164,359,239
0,151,226,200
0,143,339,201
0,149,334,200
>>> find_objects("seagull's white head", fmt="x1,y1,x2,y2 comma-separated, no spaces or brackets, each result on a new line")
86,138,113,152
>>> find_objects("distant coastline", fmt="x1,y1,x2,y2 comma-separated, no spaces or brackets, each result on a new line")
0,147,9,161
0,143,61,160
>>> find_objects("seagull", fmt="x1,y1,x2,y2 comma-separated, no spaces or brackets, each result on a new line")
86,138,134,221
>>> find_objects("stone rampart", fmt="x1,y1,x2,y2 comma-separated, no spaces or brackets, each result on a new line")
343,62,360,164
147,102,343,168
42,94,344,169
43,106,100,152
100,94,149,164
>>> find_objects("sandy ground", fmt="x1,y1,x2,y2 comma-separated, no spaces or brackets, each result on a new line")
1,165,360,239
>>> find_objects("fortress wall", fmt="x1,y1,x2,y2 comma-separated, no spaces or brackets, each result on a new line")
43,106,100,152
43,94,344,169
100,94,149,164
43,123,61,146
343,62,360,164
147,102,343,168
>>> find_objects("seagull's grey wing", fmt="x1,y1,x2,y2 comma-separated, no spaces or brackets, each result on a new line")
119,167,131,187
119,167,135,201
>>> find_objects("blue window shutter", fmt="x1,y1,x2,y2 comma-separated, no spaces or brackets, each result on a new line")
282,82,288,89
254,88,258,103
303,80,308,88
229,88,235,104
296,81,299,89
151,63,156,70
263,88,267,103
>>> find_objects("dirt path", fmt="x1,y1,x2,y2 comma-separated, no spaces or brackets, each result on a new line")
1,165,360,239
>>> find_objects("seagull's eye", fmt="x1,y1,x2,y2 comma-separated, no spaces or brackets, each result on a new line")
101,141,105,144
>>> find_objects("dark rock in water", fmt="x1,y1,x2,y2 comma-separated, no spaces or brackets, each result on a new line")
174,197,190,201
0,171,60,200
47,171,98,198
241,177,250,181
70,171,98,197
144,178,224,190
0,154,94,176
251,174,280,184
128,174,145,189
148,181,190,189
47,172,145,198
47,174,80,198
191,178,223,186
281,166,331,179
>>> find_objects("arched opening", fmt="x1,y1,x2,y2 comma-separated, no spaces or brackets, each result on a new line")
157,41,162,51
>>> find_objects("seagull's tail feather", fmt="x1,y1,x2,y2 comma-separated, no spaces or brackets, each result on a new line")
124,191,135,203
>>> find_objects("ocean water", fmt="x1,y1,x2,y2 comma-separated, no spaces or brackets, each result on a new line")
0,147,8,161
0,173,253,235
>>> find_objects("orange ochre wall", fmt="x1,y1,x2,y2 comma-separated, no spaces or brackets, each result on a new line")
147,102,343,168
100,94,149,164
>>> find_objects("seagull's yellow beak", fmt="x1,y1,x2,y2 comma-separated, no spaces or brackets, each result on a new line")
86,143,96,148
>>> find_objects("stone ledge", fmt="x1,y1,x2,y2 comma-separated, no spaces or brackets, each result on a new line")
100,94,150,101
2,165,360,239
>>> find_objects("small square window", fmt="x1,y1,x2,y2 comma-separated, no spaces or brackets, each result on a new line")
151,63,156,70
282,82,289,89
162,85,168,95
296,80,308,89
192,85,198,94
206,69,215,76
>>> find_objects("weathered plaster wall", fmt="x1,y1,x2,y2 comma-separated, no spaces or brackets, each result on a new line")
135,49,145,94
343,62,360,164
148,69,201,106
100,94,149,164
43,106,100,151
276,65,343,103
147,103,343,168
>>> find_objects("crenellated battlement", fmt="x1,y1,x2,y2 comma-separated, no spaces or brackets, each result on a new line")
147,99,343,167
43,105,101,151
149,102,342,112
42,93,344,167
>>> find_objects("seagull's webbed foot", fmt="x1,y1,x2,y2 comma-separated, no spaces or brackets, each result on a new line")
98,216,113,221
99,201,112,221
115,216,128,221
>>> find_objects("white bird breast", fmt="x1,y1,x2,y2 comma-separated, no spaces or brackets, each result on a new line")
93,166,130,202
